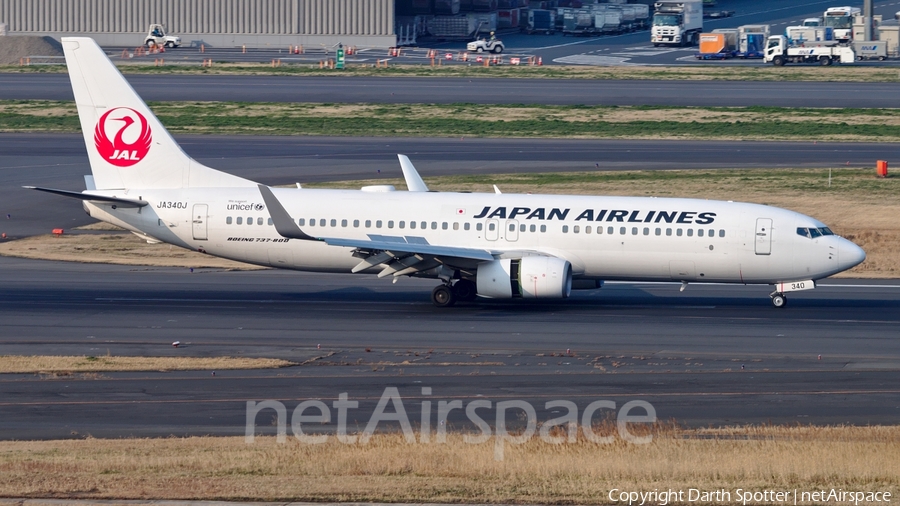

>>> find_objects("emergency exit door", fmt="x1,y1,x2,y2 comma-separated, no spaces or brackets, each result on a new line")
192,204,208,241
755,218,772,255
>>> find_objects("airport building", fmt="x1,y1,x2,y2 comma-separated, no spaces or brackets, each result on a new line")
0,0,397,48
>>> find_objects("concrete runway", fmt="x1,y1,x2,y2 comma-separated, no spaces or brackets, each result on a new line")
0,256,898,439
4,73,900,108
1,133,892,239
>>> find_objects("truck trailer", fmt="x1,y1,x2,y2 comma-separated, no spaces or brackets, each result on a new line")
652,0,703,46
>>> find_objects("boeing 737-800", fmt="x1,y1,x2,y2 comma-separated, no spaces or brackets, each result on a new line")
28,38,866,308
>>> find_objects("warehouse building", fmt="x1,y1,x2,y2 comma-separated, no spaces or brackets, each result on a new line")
0,0,397,48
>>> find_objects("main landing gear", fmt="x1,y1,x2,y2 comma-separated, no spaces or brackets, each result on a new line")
770,291,787,308
431,279,478,307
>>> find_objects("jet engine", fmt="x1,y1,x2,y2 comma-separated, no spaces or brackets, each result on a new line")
476,257,572,299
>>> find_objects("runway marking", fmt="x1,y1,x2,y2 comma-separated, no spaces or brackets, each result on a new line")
552,55,639,66
2,388,899,408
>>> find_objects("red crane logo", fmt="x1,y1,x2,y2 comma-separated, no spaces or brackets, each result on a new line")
94,107,152,167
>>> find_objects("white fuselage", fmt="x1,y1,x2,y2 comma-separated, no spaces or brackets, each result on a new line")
86,187,862,285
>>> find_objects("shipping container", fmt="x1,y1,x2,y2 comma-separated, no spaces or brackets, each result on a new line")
435,0,462,15
468,12,499,33
498,8,521,28
697,33,735,58
525,8,556,33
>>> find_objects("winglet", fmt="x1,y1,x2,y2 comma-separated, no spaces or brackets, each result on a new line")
257,184,318,241
398,154,429,192
493,185,502,194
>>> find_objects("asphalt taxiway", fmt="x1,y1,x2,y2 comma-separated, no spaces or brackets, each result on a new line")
0,256,898,439
3,73,900,108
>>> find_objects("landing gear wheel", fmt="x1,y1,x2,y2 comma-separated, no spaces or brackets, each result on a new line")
453,279,477,302
431,285,456,307
771,294,787,308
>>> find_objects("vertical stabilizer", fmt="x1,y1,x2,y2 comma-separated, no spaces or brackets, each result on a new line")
62,37,254,190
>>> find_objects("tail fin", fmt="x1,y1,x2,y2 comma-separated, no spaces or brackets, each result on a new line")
62,37,255,190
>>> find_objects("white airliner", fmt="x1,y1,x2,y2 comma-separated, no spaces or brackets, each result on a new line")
29,37,866,308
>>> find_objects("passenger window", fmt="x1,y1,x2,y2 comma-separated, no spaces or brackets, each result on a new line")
341,219,348,227
307,218,313,227
698,229,704,237
410,221,416,229
442,222,448,230
666,228,672,236
267,218,273,226
454,223,460,231
632,227,638,235
540,225,547,233
687,229,694,237
608,227,614,235
718,229,725,238
330,219,337,227
319,219,325,227
519,224,525,232
247,216,253,225
573,225,580,233
597,226,603,234
299,218,305,226
399,221,405,229
477,223,483,231
421,221,427,229
226,216,232,225
488,223,496,231
620,227,626,235
562,225,569,233
676,228,683,236
236,217,243,225
655,228,661,236
353,219,359,228
643,227,649,236
365,220,371,228
387,220,394,229
432,222,438,230
585,226,591,234
376,220,382,228
465,223,471,231
529,224,536,232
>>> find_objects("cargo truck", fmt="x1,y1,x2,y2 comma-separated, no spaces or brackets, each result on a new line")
652,0,703,47
738,25,769,58
824,6,860,43
764,35,855,65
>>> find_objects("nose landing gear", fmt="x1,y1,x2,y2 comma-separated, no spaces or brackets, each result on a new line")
770,292,787,308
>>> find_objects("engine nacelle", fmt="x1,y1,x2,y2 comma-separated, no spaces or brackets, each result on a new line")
476,257,572,299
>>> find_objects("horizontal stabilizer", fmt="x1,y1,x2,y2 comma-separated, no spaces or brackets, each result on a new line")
24,186,148,208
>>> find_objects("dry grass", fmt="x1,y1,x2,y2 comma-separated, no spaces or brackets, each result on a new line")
7,62,900,82
0,426,896,503
0,232,264,270
0,355,295,374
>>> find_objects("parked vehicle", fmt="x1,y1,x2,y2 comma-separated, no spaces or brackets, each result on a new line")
524,9,556,34
652,0,703,46
764,34,855,65
144,24,180,48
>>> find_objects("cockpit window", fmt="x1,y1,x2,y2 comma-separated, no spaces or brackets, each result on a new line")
797,227,835,239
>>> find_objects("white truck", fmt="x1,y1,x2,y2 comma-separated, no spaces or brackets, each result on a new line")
144,24,181,48
764,35,855,66
823,6,860,43
652,0,703,47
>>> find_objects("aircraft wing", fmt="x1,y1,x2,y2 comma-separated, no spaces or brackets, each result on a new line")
258,184,496,277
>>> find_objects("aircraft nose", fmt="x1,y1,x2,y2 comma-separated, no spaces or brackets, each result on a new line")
839,238,866,271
